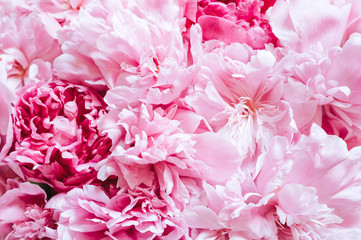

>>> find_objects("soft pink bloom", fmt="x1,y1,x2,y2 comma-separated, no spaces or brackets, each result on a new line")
53,0,195,106
0,181,56,239
96,102,242,210
192,0,277,49
270,0,361,50
0,7,61,92
186,42,293,160
0,83,13,161
183,176,278,239
47,184,188,240
96,104,201,210
6,80,112,191
278,33,361,147
257,125,361,238
183,125,361,239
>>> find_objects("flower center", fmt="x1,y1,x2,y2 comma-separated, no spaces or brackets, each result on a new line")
232,97,259,118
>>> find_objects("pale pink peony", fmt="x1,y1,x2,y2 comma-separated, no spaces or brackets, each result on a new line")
183,125,361,239
96,103,204,211
183,175,278,239
53,0,196,106
0,181,56,239
192,0,277,49
6,80,112,191
277,33,361,147
186,41,293,160
0,6,61,92
263,126,361,239
47,184,188,240
96,101,243,210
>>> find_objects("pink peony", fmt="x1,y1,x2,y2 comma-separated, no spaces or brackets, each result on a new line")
53,0,194,100
343,0,361,43
0,181,56,239
0,6,61,92
6,80,112,191
96,101,243,210
183,125,361,239
47,184,188,240
97,103,205,211
193,0,277,49
186,43,293,161
277,33,361,147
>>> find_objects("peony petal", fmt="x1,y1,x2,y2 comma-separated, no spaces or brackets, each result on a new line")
194,132,242,185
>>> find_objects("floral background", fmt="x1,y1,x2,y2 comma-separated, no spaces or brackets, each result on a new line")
1,0,361,239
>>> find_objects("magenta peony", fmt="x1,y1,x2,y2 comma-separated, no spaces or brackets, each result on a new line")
6,80,112,191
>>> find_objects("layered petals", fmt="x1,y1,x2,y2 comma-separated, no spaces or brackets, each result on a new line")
0,7,61,92
5,81,112,191
47,185,188,240
0,181,56,239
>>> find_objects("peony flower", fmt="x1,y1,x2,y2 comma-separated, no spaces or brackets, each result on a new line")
0,181,56,239
96,101,243,211
47,184,188,240
183,125,361,239
186,41,293,161
183,175,278,240
97,103,205,211
268,0,361,145
53,0,196,105
192,0,277,49
6,80,112,191
0,6,61,93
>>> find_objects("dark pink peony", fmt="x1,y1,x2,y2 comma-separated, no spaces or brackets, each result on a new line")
195,0,277,49
6,80,112,191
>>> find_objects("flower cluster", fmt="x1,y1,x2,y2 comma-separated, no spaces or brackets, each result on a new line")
1,0,361,239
